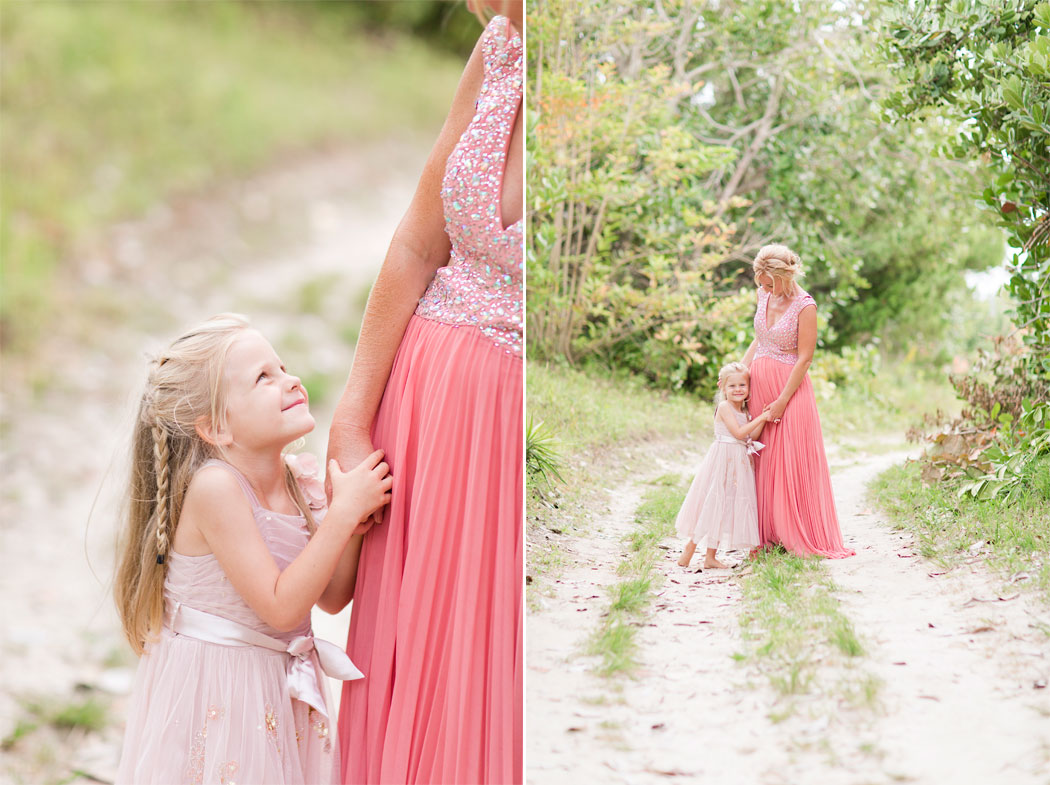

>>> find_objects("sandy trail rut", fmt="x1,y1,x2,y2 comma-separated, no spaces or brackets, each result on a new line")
526,444,1050,785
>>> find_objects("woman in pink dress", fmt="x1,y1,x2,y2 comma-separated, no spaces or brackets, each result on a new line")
742,244,854,559
322,5,523,784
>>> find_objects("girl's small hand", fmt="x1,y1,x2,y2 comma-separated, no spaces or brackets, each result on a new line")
327,451,393,530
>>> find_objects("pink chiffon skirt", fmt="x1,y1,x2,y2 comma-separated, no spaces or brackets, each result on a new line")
748,357,853,559
338,314,523,785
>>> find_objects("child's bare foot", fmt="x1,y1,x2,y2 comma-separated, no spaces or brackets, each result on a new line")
704,548,728,569
678,541,697,567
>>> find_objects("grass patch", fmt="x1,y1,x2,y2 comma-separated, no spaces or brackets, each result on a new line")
526,360,710,594
588,477,686,676
527,361,713,455
816,359,960,441
1,1,465,351
737,548,878,716
869,460,1050,604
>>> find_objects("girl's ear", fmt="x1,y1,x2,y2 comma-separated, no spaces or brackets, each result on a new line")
195,416,232,447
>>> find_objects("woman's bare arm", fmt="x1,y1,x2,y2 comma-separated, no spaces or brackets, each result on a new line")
320,35,487,613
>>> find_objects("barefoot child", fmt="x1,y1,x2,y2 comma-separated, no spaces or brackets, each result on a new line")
113,314,392,785
676,362,769,569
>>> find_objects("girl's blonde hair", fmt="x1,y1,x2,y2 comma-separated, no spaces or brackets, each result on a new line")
114,314,316,654
714,361,751,408
753,244,802,294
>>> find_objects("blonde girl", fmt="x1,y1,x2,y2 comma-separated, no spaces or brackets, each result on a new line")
114,314,391,785
675,362,769,569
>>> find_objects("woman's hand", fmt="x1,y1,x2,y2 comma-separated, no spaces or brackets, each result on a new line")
764,398,788,423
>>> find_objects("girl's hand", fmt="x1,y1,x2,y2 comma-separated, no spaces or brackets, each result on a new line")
328,451,392,531
326,426,385,532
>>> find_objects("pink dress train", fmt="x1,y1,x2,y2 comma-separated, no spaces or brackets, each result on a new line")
338,16,523,785
747,289,854,558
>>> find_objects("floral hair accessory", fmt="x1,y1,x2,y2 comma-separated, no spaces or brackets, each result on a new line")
285,452,327,522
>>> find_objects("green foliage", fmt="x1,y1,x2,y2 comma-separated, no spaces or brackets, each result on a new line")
525,415,566,490
528,0,1002,393
881,0,1050,367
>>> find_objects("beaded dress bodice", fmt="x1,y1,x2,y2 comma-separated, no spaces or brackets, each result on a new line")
414,16,523,358
753,289,816,365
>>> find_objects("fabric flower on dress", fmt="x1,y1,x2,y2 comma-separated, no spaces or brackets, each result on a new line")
284,452,328,523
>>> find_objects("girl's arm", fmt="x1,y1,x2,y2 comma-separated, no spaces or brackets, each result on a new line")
316,534,363,614
717,402,769,441
184,454,391,632
320,37,487,612
763,304,816,422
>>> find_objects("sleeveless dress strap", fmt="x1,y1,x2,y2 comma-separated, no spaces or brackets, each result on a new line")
200,459,261,510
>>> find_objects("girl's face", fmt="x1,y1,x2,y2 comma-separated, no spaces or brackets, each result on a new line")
217,330,314,451
723,373,750,405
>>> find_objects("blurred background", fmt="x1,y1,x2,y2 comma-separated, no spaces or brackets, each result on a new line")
0,2,476,782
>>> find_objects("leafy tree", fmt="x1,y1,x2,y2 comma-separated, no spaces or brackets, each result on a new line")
881,0,1050,368
528,0,1002,393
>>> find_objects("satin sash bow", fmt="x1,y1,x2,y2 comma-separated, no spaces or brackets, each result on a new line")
714,435,765,457
171,602,363,720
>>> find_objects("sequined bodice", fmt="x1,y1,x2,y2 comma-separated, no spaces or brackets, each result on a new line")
414,16,523,358
754,289,816,365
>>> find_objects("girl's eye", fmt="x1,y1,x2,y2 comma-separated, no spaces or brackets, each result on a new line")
257,372,268,383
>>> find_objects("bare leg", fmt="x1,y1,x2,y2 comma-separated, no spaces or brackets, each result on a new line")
678,540,697,567
704,548,729,569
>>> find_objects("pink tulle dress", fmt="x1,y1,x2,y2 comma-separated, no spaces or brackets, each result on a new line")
115,459,360,785
675,406,762,551
338,16,523,785
747,289,854,558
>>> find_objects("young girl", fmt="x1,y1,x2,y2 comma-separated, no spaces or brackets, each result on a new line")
676,362,769,569
113,314,392,785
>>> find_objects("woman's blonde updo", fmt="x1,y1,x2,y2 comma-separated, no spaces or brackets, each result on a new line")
753,244,803,293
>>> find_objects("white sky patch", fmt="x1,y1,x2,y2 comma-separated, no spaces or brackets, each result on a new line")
965,266,1012,300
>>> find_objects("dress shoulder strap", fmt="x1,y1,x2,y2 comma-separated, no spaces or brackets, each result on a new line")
199,459,261,510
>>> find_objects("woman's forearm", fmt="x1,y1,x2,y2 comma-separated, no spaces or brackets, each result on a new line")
329,234,444,437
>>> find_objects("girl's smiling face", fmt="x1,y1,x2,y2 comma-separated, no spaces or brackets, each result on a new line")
216,329,314,451
723,372,750,405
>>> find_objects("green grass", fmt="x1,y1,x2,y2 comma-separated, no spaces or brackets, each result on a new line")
527,360,713,455
0,1,464,351
588,476,686,676
816,359,961,441
869,459,1050,604
525,361,711,593
737,548,879,715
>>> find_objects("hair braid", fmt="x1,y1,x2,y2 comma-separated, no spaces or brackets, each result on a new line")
152,422,171,565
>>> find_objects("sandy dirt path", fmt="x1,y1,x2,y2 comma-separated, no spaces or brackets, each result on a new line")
526,443,1050,784
0,141,425,784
